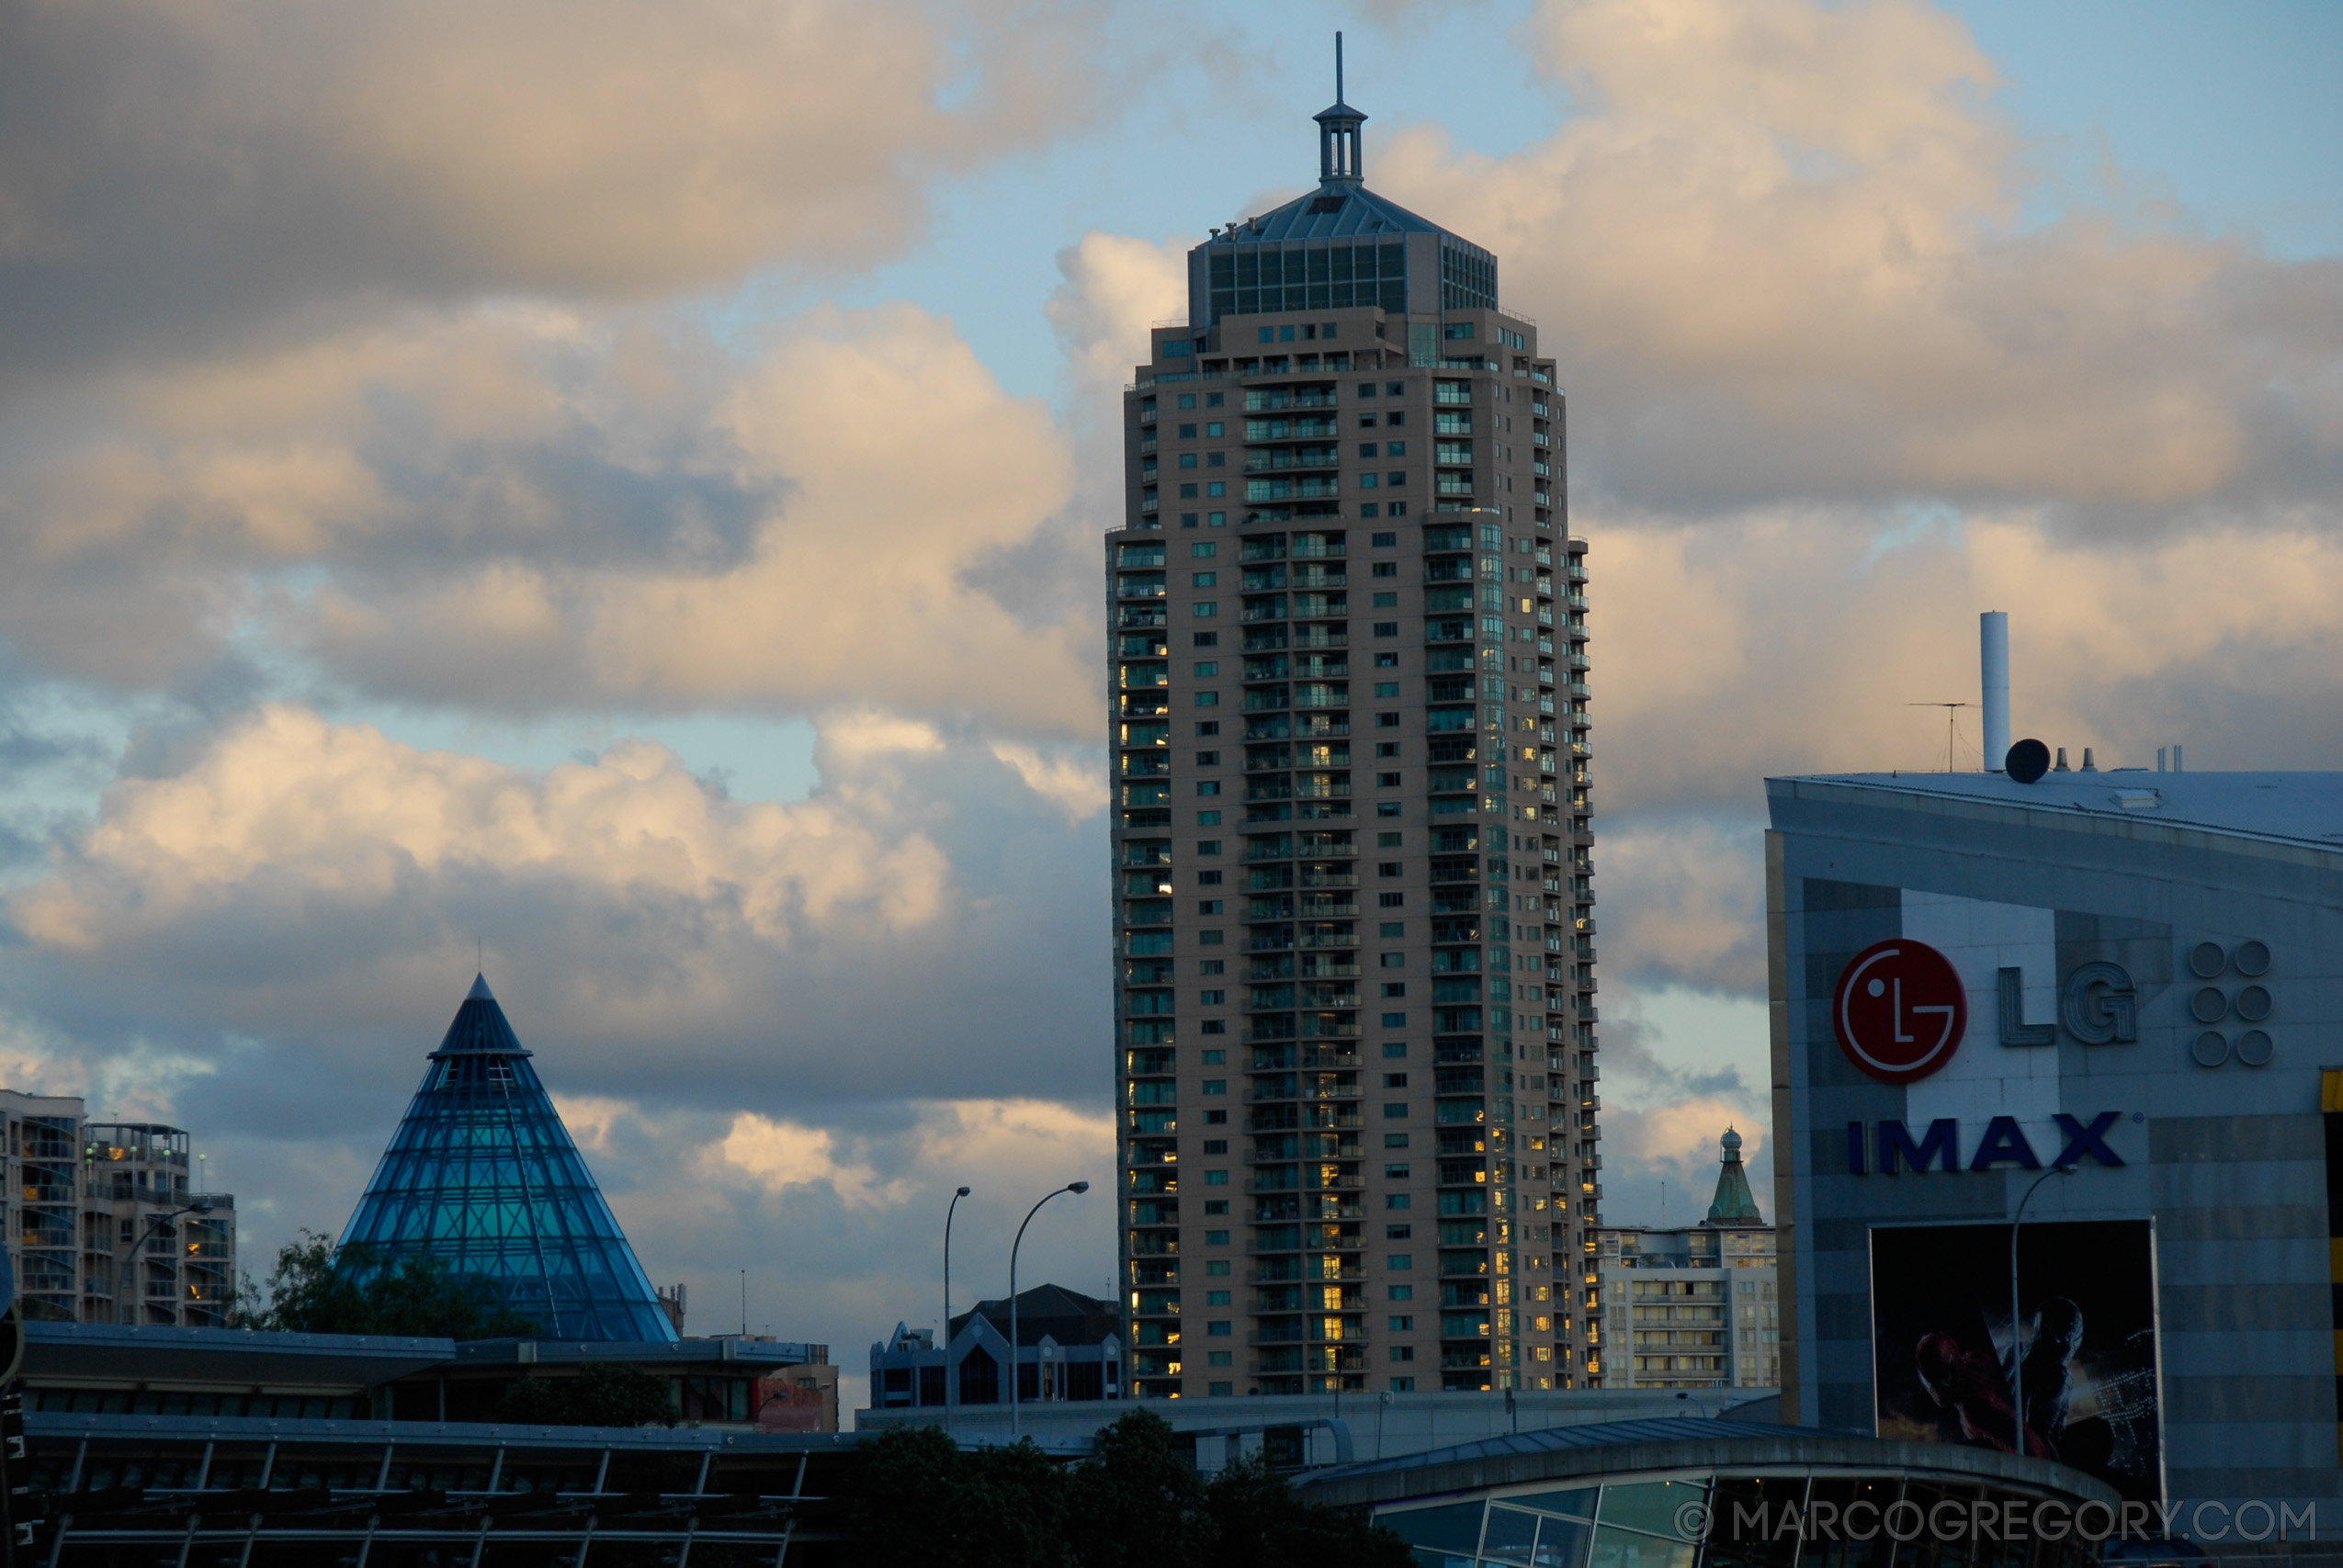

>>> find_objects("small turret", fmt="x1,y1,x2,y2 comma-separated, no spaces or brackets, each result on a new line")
1704,1126,1765,1227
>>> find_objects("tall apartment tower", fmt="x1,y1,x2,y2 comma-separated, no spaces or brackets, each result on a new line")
1107,76,1602,1400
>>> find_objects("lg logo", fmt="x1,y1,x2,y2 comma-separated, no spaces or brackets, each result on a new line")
1832,935,2280,1083
1997,963,2138,1048
1832,941,1967,1084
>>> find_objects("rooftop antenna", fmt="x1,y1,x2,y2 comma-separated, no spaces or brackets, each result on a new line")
1336,30,1344,104
1907,702,1971,772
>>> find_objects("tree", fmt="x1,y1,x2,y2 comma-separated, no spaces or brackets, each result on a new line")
851,1425,1071,1568
1064,1408,1210,1568
1201,1454,1415,1568
494,1365,675,1427
232,1229,541,1340
848,1412,1412,1568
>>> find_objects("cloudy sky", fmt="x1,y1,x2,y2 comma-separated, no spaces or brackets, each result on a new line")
3,0,2337,1410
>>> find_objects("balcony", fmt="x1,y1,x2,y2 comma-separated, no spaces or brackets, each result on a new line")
1245,417,1340,442
1243,388,1341,412
1245,448,1341,474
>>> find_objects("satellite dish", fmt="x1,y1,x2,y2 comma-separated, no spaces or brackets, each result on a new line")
2006,739,2051,784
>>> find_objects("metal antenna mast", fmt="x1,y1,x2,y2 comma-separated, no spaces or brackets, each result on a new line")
1907,702,1972,772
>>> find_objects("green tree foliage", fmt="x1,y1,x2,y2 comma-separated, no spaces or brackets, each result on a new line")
851,1410,1411,1568
1201,1451,1413,1568
232,1228,541,1340
1064,1408,1210,1568
493,1365,676,1428
852,1424,1071,1568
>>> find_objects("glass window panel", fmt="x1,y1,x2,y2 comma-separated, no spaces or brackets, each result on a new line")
1587,1525,1695,1568
1379,1501,1486,1560
1508,1487,1600,1519
1703,1477,1806,1568
1534,1516,1593,1568
1482,1505,1540,1564
1801,1479,1898,1568
1596,1481,1705,1539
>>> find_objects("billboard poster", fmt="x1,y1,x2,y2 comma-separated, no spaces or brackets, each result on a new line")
755,1374,829,1434
1871,1219,2161,1502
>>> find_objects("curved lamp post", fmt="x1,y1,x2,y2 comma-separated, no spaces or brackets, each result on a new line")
1010,1181,1090,1438
944,1186,970,1436
119,1200,213,1325
2009,1163,2075,1452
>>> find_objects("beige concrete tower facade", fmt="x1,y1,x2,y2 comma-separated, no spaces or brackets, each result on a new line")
1106,85,1603,1400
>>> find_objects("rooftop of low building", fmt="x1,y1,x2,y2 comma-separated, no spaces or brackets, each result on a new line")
1768,769,2343,852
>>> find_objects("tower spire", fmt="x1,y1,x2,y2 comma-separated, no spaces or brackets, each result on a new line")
1313,34,1366,186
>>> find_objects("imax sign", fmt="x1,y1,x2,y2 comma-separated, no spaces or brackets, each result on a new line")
1845,1111,2127,1174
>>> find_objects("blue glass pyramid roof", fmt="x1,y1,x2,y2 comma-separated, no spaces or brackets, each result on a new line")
337,976,677,1342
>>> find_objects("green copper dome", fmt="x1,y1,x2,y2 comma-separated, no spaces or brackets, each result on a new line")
1704,1125,1765,1227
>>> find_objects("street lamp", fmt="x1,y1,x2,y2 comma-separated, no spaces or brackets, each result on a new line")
1010,1181,1090,1438
944,1186,970,1437
120,1200,214,1326
2009,1163,2075,1453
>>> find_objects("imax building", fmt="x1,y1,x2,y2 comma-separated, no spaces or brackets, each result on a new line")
1766,762,2343,1532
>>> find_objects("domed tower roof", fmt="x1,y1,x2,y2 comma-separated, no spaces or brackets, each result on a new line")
336,976,677,1342
1184,33,1499,331
1704,1125,1766,1227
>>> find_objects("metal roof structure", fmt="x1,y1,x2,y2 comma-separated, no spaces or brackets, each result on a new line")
1769,770,2343,853
336,976,676,1343
1296,1416,2121,1509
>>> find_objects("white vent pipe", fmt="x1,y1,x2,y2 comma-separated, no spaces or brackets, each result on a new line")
1980,611,2009,772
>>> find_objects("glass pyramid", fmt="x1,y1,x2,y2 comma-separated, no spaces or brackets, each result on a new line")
338,976,677,1342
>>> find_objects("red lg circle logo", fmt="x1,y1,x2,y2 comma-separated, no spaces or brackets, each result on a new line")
1833,939,1967,1083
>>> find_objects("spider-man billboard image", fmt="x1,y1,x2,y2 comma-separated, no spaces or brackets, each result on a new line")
1871,1220,2162,1502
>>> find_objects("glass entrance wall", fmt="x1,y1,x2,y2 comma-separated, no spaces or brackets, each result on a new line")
1375,1472,2103,1568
